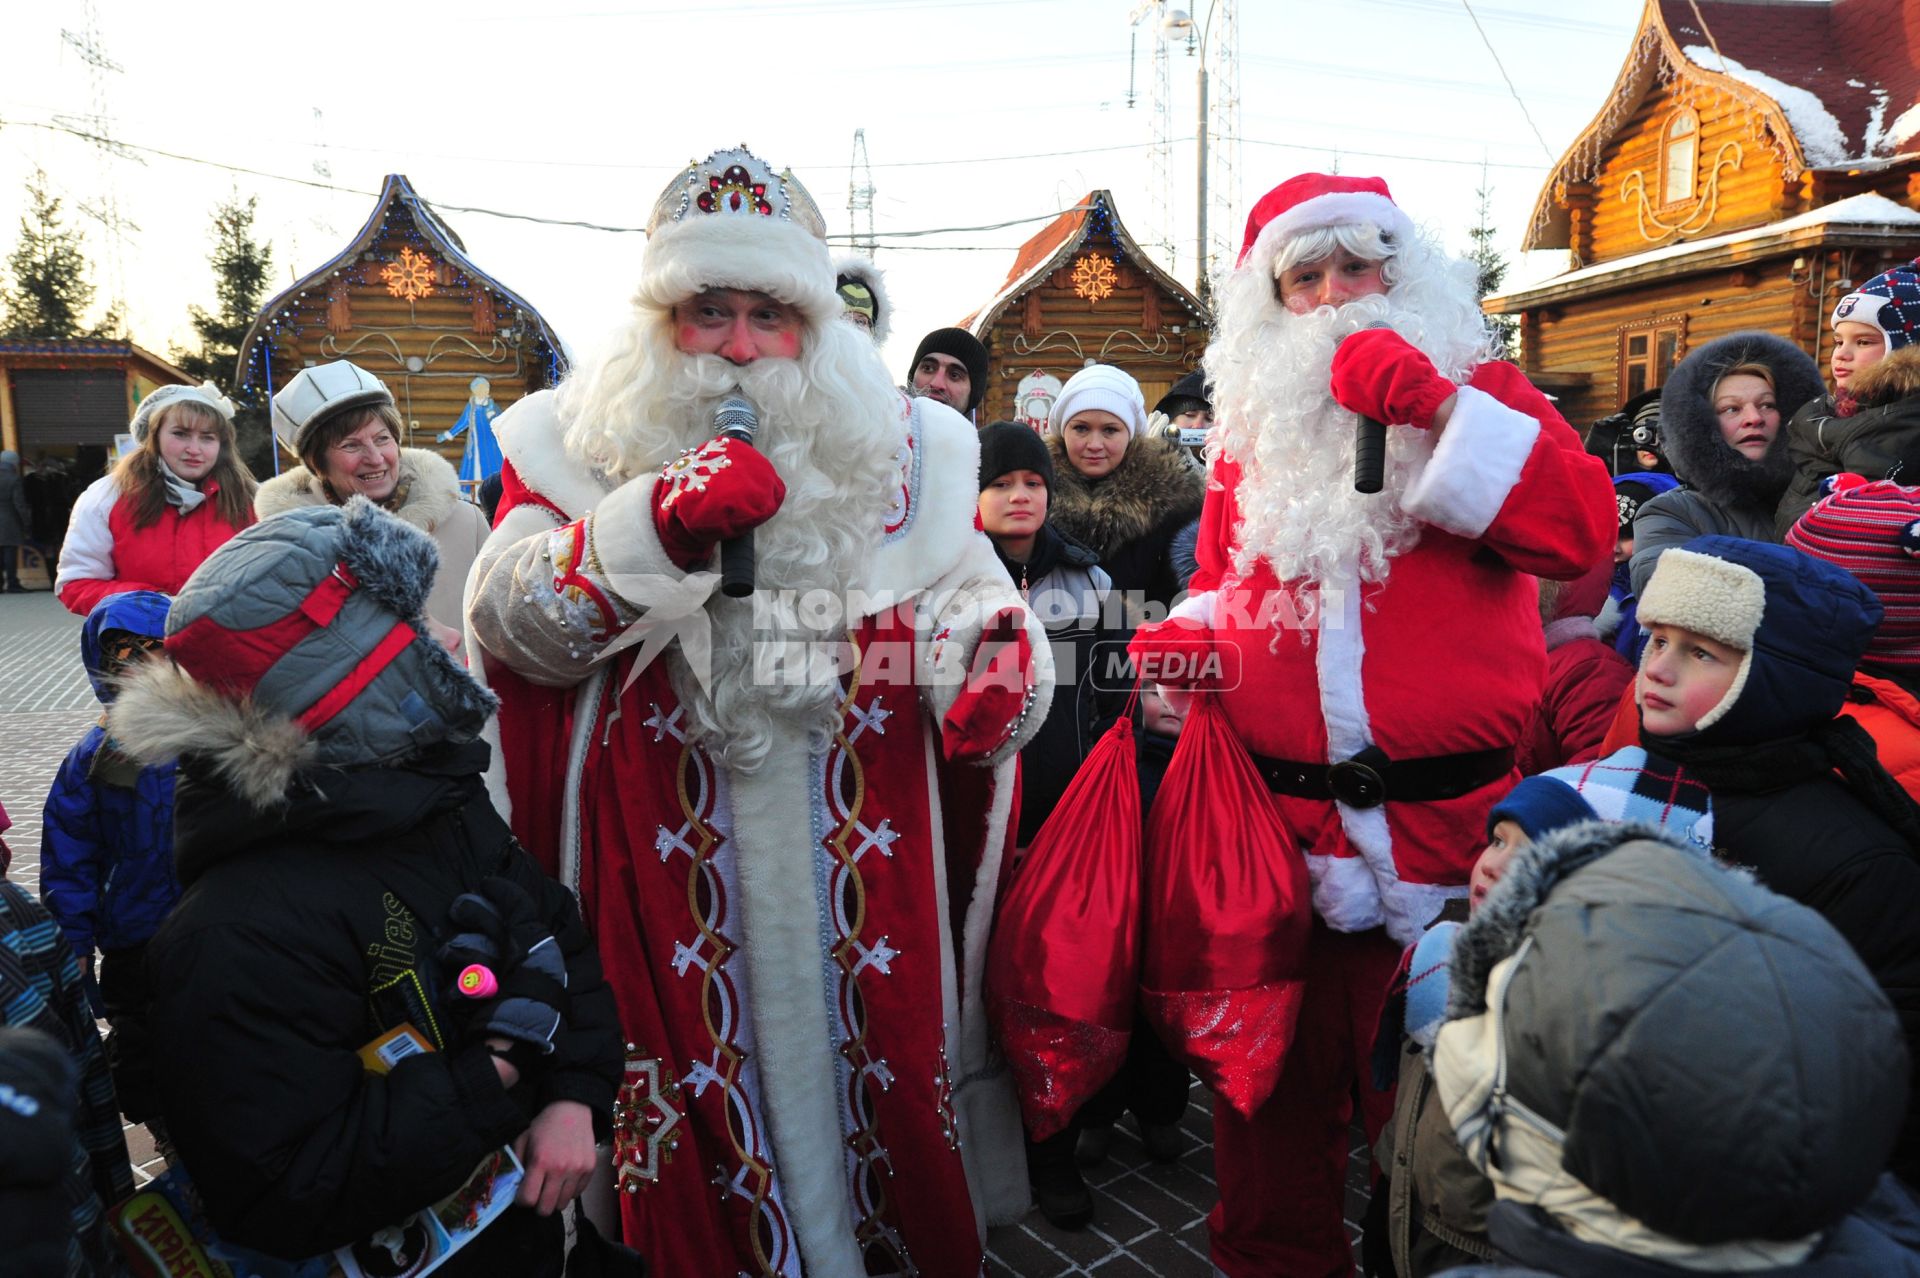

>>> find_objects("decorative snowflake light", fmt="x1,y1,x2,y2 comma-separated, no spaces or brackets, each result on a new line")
382,247,437,301
1071,254,1117,303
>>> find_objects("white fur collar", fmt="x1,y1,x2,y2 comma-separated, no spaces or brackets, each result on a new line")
254,447,463,534
495,390,979,602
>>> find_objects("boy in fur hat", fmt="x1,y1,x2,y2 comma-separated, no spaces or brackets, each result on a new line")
110,501,624,1275
1634,535,1920,1187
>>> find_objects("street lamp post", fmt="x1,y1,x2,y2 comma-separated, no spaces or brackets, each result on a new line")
1162,4,1220,306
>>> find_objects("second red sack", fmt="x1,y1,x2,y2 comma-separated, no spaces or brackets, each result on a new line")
1140,692,1311,1119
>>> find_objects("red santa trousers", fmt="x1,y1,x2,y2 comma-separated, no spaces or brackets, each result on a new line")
1208,920,1402,1278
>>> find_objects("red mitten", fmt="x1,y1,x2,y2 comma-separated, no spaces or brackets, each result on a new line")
1328,328,1456,430
1128,617,1219,690
942,612,1034,762
651,437,786,571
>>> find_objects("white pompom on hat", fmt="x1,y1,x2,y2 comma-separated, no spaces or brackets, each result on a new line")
130,381,236,442
1235,173,1417,280
1048,364,1148,438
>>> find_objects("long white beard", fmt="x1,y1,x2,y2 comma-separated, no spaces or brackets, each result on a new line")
1204,259,1489,622
556,318,906,772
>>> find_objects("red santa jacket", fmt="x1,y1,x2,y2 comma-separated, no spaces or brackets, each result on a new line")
1188,363,1615,944
1517,559,1635,774
56,474,250,616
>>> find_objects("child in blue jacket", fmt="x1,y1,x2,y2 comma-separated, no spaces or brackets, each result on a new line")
39,589,175,1122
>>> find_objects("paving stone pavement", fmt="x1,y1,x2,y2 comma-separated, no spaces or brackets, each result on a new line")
0,584,1375,1273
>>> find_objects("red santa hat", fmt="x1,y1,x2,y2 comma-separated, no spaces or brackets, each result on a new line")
1236,173,1417,276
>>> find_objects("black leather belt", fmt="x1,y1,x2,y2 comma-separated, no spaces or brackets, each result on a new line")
1252,744,1515,811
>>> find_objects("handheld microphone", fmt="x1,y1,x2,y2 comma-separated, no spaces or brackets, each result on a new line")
1348,322,1396,495
713,395,759,598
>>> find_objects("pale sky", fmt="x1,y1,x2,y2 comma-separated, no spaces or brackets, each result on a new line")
2,0,1649,380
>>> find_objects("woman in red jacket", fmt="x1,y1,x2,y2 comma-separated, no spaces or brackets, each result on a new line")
56,383,257,615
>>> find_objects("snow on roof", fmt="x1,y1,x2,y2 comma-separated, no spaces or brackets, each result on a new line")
1663,0,1920,167
1499,192,1920,302
1684,45,1850,164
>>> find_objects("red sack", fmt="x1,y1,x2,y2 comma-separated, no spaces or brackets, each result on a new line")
1141,692,1310,1119
986,715,1141,1140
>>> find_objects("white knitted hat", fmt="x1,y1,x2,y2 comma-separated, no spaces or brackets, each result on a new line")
1048,364,1148,437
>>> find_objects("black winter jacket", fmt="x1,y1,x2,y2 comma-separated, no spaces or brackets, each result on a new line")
999,523,1131,843
1710,772,1920,1185
144,741,622,1270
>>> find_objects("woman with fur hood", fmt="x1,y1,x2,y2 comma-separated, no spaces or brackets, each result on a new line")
257,360,489,643
107,500,625,1275
1044,364,1205,615
1627,331,1822,596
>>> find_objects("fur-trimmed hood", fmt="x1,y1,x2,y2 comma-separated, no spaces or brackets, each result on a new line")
1436,819,1905,1250
1660,331,1822,510
108,499,497,811
1043,430,1204,558
254,446,467,534
1848,344,1920,409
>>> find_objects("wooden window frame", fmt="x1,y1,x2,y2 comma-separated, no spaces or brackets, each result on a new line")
1618,314,1689,407
1662,108,1700,207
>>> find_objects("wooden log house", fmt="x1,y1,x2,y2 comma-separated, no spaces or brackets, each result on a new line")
962,191,1210,427
1485,0,1920,432
234,173,568,474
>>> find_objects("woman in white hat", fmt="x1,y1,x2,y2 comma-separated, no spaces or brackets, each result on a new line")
257,360,489,650
56,383,258,616
1045,364,1205,615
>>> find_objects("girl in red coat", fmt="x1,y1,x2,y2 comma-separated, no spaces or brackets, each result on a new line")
56,383,257,615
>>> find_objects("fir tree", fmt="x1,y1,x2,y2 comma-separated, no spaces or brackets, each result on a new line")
1466,169,1518,361
174,193,277,476
174,193,273,394
0,168,114,339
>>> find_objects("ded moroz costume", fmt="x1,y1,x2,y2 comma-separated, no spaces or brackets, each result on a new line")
466,147,1049,1277
1131,173,1615,1277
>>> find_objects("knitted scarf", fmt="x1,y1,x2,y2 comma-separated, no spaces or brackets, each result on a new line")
156,459,207,513
1651,715,1920,851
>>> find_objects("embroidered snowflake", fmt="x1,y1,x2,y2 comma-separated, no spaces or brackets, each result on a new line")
657,439,733,511
381,246,437,302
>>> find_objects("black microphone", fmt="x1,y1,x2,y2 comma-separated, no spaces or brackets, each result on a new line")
714,395,758,598
1348,321,1396,495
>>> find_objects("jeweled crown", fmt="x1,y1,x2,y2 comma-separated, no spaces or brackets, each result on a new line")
646,145,828,241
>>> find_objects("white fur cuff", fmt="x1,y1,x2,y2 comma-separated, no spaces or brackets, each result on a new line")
1400,385,1539,540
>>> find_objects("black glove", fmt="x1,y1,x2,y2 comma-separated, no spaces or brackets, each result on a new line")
437,877,568,1058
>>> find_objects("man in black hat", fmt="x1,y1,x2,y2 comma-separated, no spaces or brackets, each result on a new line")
909,327,989,417
1153,370,1213,472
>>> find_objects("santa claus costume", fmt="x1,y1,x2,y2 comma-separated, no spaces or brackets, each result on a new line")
1133,175,1615,1277
466,148,1048,1277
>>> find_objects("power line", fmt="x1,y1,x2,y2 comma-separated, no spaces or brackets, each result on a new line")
4,115,1544,252
1459,0,1556,161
